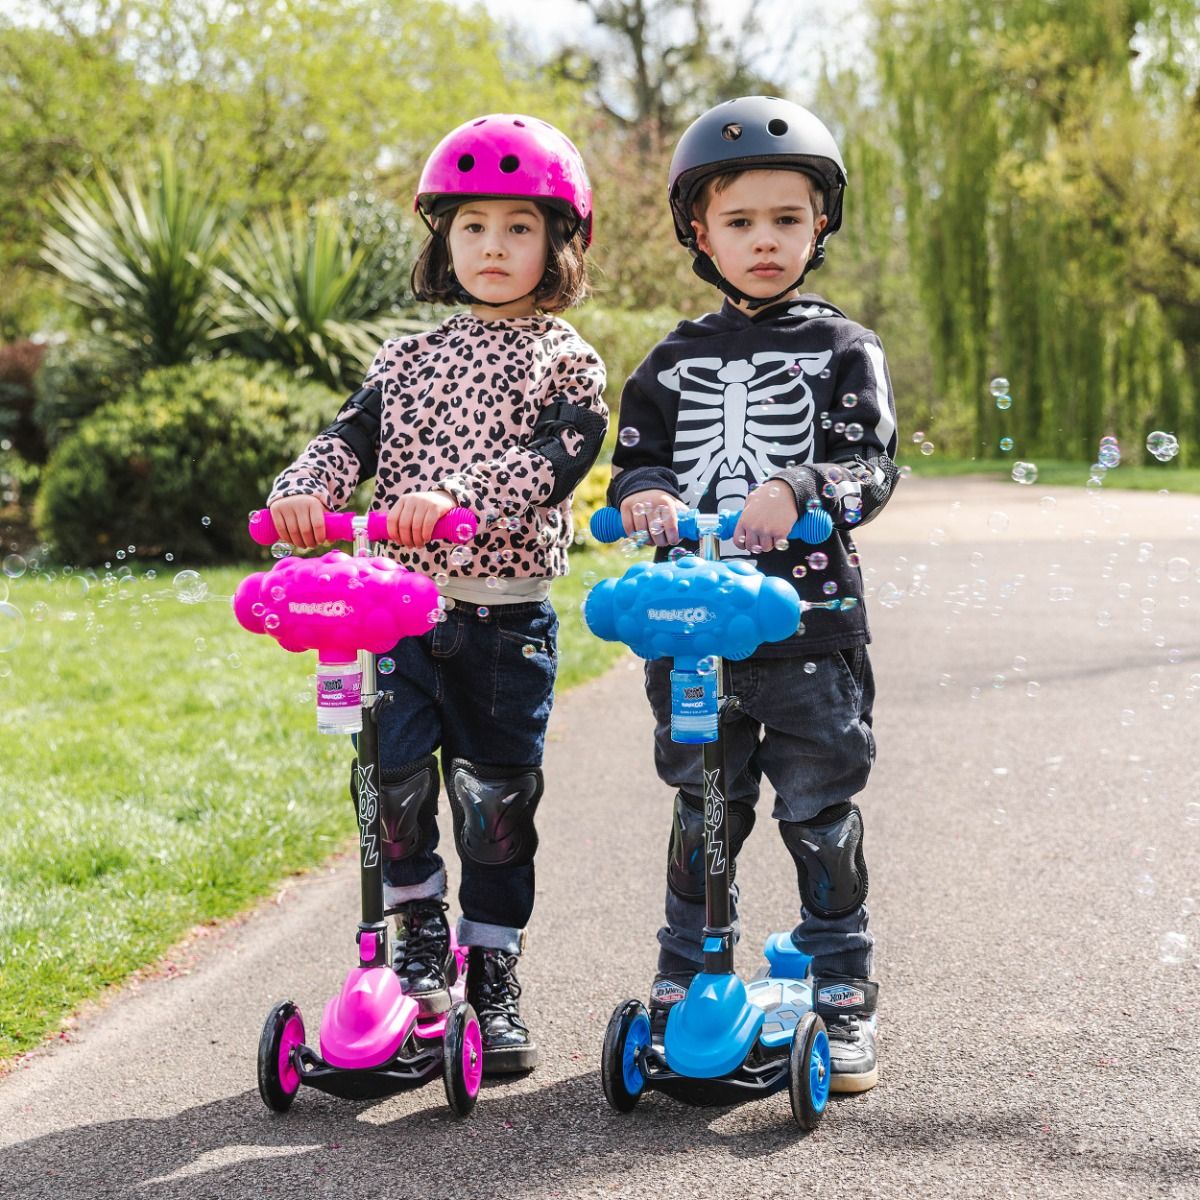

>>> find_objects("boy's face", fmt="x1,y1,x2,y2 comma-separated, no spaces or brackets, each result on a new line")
692,169,828,308
448,199,548,315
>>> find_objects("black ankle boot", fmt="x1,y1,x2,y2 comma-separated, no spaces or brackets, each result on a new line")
392,900,456,1015
466,946,537,1074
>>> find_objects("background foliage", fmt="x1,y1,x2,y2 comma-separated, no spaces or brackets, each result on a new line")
2,0,1199,563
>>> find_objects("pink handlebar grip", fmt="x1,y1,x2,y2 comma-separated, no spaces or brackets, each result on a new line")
248,507,477,546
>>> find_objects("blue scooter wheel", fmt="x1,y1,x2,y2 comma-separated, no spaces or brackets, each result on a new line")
789,1011,830,1130
601,999,651,1113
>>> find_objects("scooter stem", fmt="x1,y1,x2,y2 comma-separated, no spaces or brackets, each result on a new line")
698,526,735,976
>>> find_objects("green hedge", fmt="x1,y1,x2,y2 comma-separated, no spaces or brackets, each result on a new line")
36,358,339,564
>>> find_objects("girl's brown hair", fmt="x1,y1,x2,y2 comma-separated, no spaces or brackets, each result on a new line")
410,203,589,312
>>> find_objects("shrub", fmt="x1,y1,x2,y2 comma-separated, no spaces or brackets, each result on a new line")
33,337,141,455
0,339,48,461
36,358,339,564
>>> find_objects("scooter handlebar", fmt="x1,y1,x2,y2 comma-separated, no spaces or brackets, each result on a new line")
588,505,832,546
249,507,478,546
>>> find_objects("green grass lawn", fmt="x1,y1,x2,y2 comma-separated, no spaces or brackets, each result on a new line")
896,455,1200,493
0,545,627,1060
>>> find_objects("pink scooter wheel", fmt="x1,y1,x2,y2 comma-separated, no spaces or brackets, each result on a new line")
442,1001,482,1117
258,1000,306,1113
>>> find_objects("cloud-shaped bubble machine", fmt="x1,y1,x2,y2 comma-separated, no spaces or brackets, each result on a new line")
583,556,801,667
233,550,439,661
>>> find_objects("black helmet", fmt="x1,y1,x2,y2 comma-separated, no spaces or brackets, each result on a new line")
668,96,847,304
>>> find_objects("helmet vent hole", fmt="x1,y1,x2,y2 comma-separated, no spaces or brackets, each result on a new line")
457,154,475,172
473,118,487,126
499,154,520,173
721,123,742,140
513,119,525,127
767,118,789,136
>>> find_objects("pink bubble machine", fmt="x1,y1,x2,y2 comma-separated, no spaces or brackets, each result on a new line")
234,507,476,661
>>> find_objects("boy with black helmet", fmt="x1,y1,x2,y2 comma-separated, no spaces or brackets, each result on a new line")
607,96,900,1093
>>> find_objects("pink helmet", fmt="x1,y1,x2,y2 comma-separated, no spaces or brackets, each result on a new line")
415,114,593,247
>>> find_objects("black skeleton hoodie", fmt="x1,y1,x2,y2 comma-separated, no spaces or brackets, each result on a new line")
608,294,901,656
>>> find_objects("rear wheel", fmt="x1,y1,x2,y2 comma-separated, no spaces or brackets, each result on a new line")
258,1001,305,1113
789,1012,830,1130
442,1002,482,1117
601,1000,651,1113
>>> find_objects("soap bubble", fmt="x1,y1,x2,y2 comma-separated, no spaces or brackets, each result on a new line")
994,394,1012,411
822,581,838,596
378,657,396,675
173,570,208,604
618,427,640,448
0,601,24,652
803,661,817,675
912,430,925,443
477,606,490,618
1011,461,1038,486
2,554,26,579
522,643,537,658
845,422,864,442
1158,932,1188,966
999,437,1013,452
792,565,807,579
200,515,212,527
920,441,935,456
841,393,858,408
1166,557,1190,583
806,551,828,571
1146,431,1179,462
270,541,292,559
697,656,717,675
989,377,1010,396
449,545,473,567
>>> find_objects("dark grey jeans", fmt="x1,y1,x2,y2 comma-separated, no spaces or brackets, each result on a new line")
646,646,876,978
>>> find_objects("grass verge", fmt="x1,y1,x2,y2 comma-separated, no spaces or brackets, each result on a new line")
0,544,627,1060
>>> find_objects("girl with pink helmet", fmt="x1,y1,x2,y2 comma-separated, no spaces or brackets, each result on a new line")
267,114,607,1075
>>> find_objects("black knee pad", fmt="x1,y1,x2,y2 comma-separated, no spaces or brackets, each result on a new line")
446,758,543,868
666,790,756,903
779,802,868,920
351,754,439,860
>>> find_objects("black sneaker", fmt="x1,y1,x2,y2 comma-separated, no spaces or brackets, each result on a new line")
466,947,537,1074
392,900,456,1015
648,970,694,1042
813,976,879,1093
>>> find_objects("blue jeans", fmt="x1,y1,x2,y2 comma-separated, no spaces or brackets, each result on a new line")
373,599,557,953
646,646,876,978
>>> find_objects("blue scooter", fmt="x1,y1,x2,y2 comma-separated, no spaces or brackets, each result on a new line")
585,504,834,1129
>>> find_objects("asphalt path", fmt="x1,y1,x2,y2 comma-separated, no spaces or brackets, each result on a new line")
1,476,1198,1199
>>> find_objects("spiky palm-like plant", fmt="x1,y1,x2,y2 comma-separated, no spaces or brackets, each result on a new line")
213,201,420,390
41,146,228,366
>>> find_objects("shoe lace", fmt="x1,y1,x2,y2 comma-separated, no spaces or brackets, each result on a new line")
475,952,526,1027
825,1014,863,1043
401,902,448,971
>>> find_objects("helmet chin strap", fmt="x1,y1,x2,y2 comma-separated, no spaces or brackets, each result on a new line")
688,242,827,310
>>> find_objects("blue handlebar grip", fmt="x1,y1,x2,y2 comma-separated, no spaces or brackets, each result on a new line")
589,507,627,544
590,505,833,546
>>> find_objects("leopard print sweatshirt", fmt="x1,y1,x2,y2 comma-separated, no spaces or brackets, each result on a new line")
268,312,608,584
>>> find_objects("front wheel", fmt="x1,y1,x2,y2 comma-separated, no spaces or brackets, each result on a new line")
789,1011,830,1130
258,1001,305,1113
442,1002,483,1117
601,1000,651,1113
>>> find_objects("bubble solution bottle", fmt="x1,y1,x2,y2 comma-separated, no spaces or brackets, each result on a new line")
316,654,363,735
670,659,719,744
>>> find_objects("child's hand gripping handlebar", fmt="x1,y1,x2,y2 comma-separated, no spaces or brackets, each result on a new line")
587,505,833,546
234,508,479,662
248,507,478,547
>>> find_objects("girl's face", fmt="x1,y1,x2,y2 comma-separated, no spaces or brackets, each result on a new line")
691,169,828,310
447,200,549,317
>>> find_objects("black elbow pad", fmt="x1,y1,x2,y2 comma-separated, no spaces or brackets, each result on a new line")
321,386,383,478
529,400,608,505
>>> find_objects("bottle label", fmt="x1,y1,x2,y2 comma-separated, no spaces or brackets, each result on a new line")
670,669,718,743
317,669,362,710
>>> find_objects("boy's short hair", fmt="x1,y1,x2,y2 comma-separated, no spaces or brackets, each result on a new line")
411,204,590,311
692,168,826,224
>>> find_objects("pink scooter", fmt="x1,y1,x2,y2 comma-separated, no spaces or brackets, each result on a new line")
234,507,483,1116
